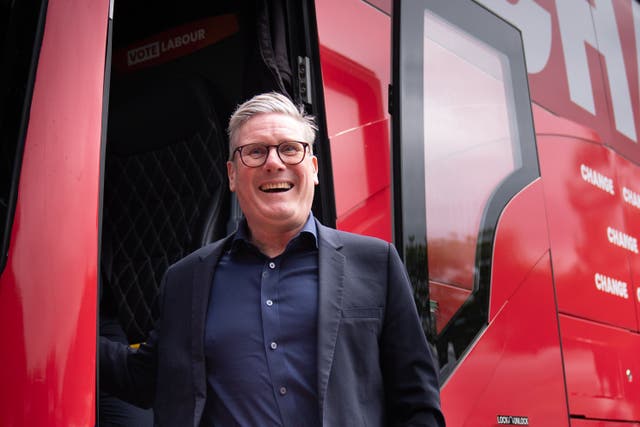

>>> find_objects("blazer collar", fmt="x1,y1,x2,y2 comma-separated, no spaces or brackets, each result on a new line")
315,221,345,415
193,234,233,348
191,235,234,425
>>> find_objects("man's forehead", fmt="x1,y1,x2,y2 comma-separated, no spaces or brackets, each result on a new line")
237,113,305,140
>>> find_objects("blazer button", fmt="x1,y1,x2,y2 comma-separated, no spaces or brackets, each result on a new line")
279,386,287,395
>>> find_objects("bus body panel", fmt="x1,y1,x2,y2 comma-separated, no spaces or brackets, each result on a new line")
315,0,392,241
538,134,636,330
488,179,549,321
0,0,109,425
320,0,640,424
442,250,567,425
561,314,640,421
534,101,640,420
440,178,566,425
616,154,640,331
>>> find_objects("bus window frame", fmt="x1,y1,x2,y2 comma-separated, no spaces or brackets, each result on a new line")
391,0,539,380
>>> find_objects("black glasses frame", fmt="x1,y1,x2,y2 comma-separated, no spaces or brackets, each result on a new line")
232,141,311,168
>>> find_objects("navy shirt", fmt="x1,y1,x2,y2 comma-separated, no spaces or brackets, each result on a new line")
202,216,320,427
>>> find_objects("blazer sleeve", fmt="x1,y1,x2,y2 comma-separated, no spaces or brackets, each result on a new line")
99,274,166,408
381,243,445,427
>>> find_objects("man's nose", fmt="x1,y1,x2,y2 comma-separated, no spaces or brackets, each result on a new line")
264,146,285,169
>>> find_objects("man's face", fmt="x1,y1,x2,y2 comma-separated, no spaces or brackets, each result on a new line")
227,112,319,233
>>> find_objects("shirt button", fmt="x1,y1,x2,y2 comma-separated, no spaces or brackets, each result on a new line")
279,386,287,395
268,262,276,269
270,341,278,350
266,299,273,306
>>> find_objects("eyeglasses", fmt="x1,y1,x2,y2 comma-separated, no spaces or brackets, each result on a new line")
232,141,310,168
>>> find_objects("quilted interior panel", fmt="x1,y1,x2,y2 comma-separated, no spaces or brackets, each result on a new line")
103,117,226,342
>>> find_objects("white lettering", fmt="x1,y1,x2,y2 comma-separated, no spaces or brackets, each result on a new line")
497,415,529,425
127,42,160,66
623,187,640,209
580,164,615,194
595,272,629,299
607,226,639,253
474,0,551,73
161,39,173,51
590,1,637,141
637,287,640,302
556,0,636,140
556,0,598,114
161,29,206,53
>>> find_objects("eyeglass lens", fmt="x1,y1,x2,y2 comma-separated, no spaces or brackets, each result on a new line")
239,142,307,167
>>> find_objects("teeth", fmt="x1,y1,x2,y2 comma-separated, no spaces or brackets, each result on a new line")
260,182,293,192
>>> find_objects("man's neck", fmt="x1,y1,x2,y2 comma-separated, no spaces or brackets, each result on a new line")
246,220,307,258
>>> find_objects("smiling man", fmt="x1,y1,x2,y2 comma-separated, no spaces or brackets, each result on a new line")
100,92,444,427
226,105,319,258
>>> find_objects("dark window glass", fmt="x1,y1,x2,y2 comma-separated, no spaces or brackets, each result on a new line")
0,0,47,272
392,0,538,380
423,11,517,334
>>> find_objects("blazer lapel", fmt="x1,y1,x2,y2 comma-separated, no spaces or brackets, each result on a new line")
190,237,232,426
316,222,345,415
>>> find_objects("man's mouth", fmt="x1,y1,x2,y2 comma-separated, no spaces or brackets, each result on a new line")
260,182,293,193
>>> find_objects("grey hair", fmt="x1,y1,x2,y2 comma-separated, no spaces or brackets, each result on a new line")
227,92,318,158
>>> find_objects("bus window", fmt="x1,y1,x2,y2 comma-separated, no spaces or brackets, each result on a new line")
392,0,538,379
0,0,46,273
422,12,516,333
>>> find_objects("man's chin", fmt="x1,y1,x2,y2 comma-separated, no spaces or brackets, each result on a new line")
249,211,306,229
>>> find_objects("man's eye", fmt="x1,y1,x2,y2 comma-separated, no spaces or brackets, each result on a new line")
246,146,267,157
279,143,299,155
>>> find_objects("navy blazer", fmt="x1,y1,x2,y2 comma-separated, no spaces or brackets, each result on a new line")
100,221,445,426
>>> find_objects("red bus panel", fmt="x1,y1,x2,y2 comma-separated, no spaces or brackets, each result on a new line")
615,154,640,332
561,314,640,421
0,0,109,425
315,0,392,241
538,133,636,330
489,179,549,320
442,252,567,426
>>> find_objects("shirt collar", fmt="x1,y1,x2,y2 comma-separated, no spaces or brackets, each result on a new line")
230,214,318,254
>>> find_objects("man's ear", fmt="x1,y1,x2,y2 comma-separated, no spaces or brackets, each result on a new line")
227,161,236,192
312,156,319,186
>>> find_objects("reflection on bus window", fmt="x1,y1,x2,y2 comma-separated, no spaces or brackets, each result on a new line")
422,11,518,333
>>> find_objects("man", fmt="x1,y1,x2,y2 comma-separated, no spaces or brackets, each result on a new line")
100,92,445,426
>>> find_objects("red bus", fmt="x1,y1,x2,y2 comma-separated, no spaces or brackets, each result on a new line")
2,0,640,425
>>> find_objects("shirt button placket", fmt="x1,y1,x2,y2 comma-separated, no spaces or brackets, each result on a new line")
263,259,287,406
